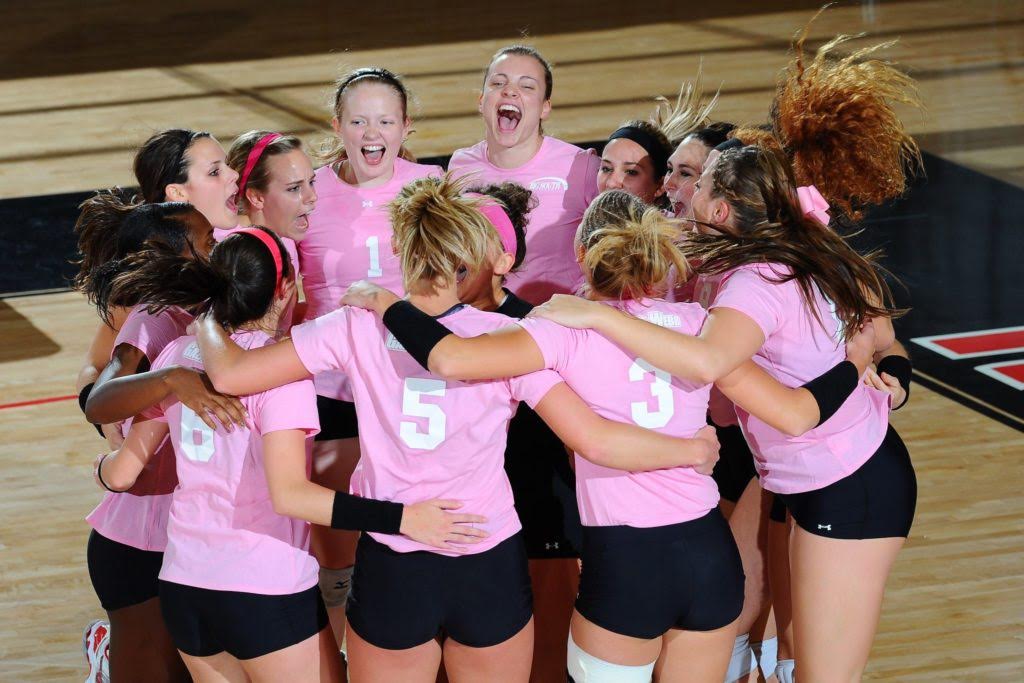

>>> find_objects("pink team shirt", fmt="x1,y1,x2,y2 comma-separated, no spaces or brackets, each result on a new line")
291,305,562,555
214,227,300,335
448,137,601,304
86,305,193,551
149,330,321,595
297,158,442,398
711,263,890,494
519,298,719,528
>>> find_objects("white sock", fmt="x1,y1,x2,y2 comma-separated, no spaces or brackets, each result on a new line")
775,658,796,683
751,636,778,680
725,633,754,682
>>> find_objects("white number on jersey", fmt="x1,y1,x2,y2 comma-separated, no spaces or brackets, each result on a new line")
400,378,446,450
629,358,675,429
179,405,216,462
366,236,383,278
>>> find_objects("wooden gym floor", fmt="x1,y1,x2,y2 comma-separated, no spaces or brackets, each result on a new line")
0,1,1021,680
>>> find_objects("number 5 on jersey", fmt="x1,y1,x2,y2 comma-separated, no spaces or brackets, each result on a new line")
400,378,446,450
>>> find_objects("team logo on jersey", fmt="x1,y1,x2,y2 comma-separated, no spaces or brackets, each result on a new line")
183,341,203,363
385,332,406,352
362,200,374,208
639,311,682,329
529,176,569,192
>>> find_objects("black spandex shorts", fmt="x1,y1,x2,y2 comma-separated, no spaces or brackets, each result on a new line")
87,530,163,612
505,405,582,558
711,425,757,503
159,581,328,660
776,425,916,540
709,425,787,522
346,533,533,650
575,509,745,639
314,394,359,441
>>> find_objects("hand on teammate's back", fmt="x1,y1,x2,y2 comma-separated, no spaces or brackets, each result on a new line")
165,367,247,430
692,425,720,476
399,499,490,552
845,319,877,375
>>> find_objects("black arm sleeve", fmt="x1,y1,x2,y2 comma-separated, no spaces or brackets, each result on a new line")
801,360,860,427
78,382,105,438
876,355,912,410
331,491,404,534
381,300,454,370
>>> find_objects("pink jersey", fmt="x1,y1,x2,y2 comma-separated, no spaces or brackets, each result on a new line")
297,158,442,398
147,330,321,595
291,305,561,555
711,263,890,494
214,227,300,335
448,137,601,304
86,305,192,551
518,299,718,527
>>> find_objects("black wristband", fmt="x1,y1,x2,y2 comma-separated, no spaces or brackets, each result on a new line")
79,382,105,438
802,360,859,427
381,300,453,370
876,355,912,410
331,491,404,534
96,454,118,493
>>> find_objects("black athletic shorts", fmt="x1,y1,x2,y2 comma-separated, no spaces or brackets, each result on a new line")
346,533,533,650
776,425,916,540
575,509,745,639
159,581,328,660
505,405,582,558
711,424,757,503
87,530,163,612
314,394,359,441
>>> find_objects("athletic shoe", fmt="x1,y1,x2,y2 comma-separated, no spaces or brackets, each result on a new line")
82,619,110,683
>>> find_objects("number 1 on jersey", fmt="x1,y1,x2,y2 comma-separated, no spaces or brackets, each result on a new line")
366,236,383,278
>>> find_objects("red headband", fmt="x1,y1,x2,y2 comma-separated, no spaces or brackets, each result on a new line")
236,133,282,201
226,228,284,289
466,194,517,256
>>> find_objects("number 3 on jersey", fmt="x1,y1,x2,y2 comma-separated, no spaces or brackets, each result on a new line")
180,405,216,462
400,378,446,450
366,236,383,278
629,359,675,429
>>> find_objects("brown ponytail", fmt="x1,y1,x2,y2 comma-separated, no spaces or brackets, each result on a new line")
108,227,292,330
686,146,904,339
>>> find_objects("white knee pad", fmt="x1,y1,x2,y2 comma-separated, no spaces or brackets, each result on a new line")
751,636,778,680
318,565,354,609
725,632,754,682
775,658,796,683
567,633,655,683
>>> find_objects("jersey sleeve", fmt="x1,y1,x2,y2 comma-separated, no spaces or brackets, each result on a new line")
515,317,581,373
252,379,320,438
581,149,602,205
508,369,563,409
290,308,355,376
710,267,786,341
114,309,184,363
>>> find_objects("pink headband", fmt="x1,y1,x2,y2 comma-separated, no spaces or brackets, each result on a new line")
467,194,517,256
796,185,831,226
227,228,284,289
236,133,283,201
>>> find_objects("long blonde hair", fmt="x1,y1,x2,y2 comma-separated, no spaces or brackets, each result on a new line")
389,174,499,294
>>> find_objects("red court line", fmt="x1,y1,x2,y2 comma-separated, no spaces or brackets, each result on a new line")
0,394,77,410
